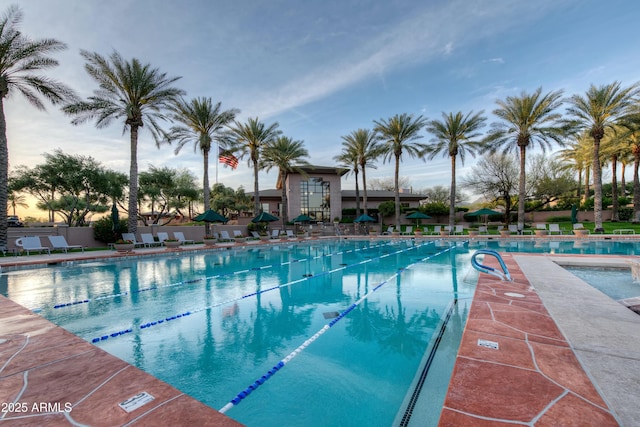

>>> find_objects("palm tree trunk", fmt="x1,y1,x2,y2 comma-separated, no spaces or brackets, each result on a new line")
518,145,526,231
394,155,400,229
633,151,640,222
593,138,604,232
0,99,7,247
361,163,369,215
253,158,260,215
203,149,211,235
354,168,360,218
449,155,456,229
128,125,139,234
621,162,627,197
280,169,288,227
611,155,619,221
583,166,590,204
576,168,582,199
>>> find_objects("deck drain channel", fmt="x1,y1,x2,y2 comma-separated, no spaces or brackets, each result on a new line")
399,298,458,427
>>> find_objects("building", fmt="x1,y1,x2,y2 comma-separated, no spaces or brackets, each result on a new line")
251,165,427,222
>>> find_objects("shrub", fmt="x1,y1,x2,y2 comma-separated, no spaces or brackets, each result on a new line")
545,215,572,223
93,216,128,243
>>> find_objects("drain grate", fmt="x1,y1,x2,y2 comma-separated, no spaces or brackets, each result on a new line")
477,339,499,350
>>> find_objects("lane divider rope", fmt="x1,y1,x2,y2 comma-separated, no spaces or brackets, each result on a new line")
218,241,463,414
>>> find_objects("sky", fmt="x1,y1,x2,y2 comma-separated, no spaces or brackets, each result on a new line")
5,0,640,218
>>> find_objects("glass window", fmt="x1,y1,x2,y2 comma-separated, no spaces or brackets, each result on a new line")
300,177,331,222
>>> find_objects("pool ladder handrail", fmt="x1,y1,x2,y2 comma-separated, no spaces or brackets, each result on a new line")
471,249,513,281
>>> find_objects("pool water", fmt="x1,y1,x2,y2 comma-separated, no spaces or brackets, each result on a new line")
564,267,640,300
0,239,475,427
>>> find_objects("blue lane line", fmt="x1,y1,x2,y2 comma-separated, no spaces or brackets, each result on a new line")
218,241,464,414
54,240,396,309
89,240,438,344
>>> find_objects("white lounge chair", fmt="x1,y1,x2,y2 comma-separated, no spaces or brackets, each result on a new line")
454,225,464,235
157,232,169,244
478,226,488,235
140,233,161,247
402,226,413,235
270,229,280,239
121,233,145,247
173,231,194,245
431,225,442,235
285,229,298,240
219,230,234,241
508,224,533,235
233,230,243,238
535,223,547,231
47,235,84,253
382,226,394,235
548,224,563,235
15,236,50,255
573,223,590,234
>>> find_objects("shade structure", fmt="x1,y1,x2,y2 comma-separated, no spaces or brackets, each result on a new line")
405,211,431,227
354,214,376,223
467,208,502,217
193,209,229,223
251,211,279,223
292,214,313,223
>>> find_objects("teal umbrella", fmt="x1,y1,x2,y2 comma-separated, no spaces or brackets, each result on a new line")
467,208,502,225
194,209,228,223
251,211,279,223
292,214,313,223
354,214,376,223
405,211,431,227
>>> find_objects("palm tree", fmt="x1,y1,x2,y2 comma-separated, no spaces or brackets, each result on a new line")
565,81,640,232
7,192,28,216
373,113,427,229
63,50,184,234
166,97,239,233
0,5,75,246
425,111,486,229
333,145,360,217
558,134,592,202
484,88,565,231
261,136,309,227
228,117,281,215
339,129,380,216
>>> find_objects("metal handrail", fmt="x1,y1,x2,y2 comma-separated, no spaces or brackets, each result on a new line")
471,249,512,281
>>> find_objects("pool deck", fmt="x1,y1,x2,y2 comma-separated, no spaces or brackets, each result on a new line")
1,238,640,426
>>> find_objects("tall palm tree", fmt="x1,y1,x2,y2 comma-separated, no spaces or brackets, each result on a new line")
228,117,281,215
166,97,239,233
373,113,427,229
565,81,640,232
601,125,632,221
333,144,360,217
0,5,76,246
558,133,593,202
261,136,309,227
484,88,565,231
425,111,486,229
63,50,184,234
340,129,380,216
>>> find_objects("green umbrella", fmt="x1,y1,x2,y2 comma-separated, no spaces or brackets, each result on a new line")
467,208,502,225
292,214,313,223
251,211,279,223
193,209,229,223
405,211,431,227
354,214,376,223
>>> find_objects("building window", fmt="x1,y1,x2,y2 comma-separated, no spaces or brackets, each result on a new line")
300,177,330,222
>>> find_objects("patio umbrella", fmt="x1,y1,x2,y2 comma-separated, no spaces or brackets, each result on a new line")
405,211,431,227
467,208,502,225
193,209,229,223
354,214,376,223
251,211,279,223
292,214,313,223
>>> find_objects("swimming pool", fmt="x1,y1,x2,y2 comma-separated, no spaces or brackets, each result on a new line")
0,239,476,427
564,266,640,300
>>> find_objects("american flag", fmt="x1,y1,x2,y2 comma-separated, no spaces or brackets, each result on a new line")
219,148,238,169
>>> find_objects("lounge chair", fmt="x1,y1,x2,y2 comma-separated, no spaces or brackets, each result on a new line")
270,229,280,239
382,226,394,235
431,225,442,235
251,231,263,239
573,223,590,234
140,233,162,247
548,224,563,235
15,236,50,255
173,231,194,245
535,223,547,231
478,226,488,235
157,232,169,244
454,225,464,235
219,230,234,241
47,235,84,253
121,233,145,247
508,224,533,235
402,226,413,235
233,230,243,238
285,229,298,240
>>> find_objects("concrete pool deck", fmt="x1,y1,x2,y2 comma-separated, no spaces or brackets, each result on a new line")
1,240,639,425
